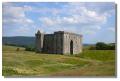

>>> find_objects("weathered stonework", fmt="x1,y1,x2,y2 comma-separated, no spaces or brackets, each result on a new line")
35,30,82,55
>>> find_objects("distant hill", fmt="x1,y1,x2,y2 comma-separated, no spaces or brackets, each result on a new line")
83,44,95,46
2,36,94,47
2,36,35,47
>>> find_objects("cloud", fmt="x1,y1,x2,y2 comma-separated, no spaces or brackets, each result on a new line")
39,17,55,26
2,2,115,37
23,5,33,11
52,3,113,35
39,2,112,34
15,27,30,33
24,6,61,16
3,3,34,33
107,27,115,32
3,3,34,27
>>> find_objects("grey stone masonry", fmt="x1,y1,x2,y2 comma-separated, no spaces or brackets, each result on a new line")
35,30,82,55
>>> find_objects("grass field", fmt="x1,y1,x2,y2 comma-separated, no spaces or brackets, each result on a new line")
2,45,116,77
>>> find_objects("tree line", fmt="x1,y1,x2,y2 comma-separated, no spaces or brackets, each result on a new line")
89,42,115,50
25,42,115,51
4,42,115,52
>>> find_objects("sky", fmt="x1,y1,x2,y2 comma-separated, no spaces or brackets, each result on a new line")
2,2,116,44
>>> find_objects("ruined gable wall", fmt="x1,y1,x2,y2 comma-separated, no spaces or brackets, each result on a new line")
63,32,82,54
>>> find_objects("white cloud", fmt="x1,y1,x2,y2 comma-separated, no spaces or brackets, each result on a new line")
107,27,115,32
2,3,35,36
16,27,30,33
67,4,107,24
23,5,33,11
3,2,115,36
39,17,55,26
28,7,60,16
38,2,115,35
3,3,34,26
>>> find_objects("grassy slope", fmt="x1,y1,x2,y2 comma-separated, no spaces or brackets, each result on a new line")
2,45,116,77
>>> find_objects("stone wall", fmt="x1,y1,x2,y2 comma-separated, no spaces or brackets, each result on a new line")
43,34,54,54
53,31,64,54
35,31,44,52
63,32,82,55
35,30,82,55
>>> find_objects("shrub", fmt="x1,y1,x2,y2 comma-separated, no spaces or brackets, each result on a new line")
95,42,115,50
25,46,35,51
16,48,20,51
96,42,107,50
89,46,96,50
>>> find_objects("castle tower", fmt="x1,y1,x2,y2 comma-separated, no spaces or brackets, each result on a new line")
35,30,44,52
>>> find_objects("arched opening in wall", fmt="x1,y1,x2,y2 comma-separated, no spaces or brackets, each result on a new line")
70,40,73,55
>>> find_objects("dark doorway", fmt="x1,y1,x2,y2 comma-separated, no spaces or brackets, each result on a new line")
70,40,73,55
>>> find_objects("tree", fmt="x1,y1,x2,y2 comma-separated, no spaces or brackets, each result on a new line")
89,46,96,50
25,45,35,51
96,42,107,50
96,42,115,50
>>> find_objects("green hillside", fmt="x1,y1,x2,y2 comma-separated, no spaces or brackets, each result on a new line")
2,45,116,77
2,36,35,47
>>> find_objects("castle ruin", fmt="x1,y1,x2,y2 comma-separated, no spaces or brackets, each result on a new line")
35,30,82,55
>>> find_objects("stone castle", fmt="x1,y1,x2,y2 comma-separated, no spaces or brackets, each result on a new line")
35,30,82,55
